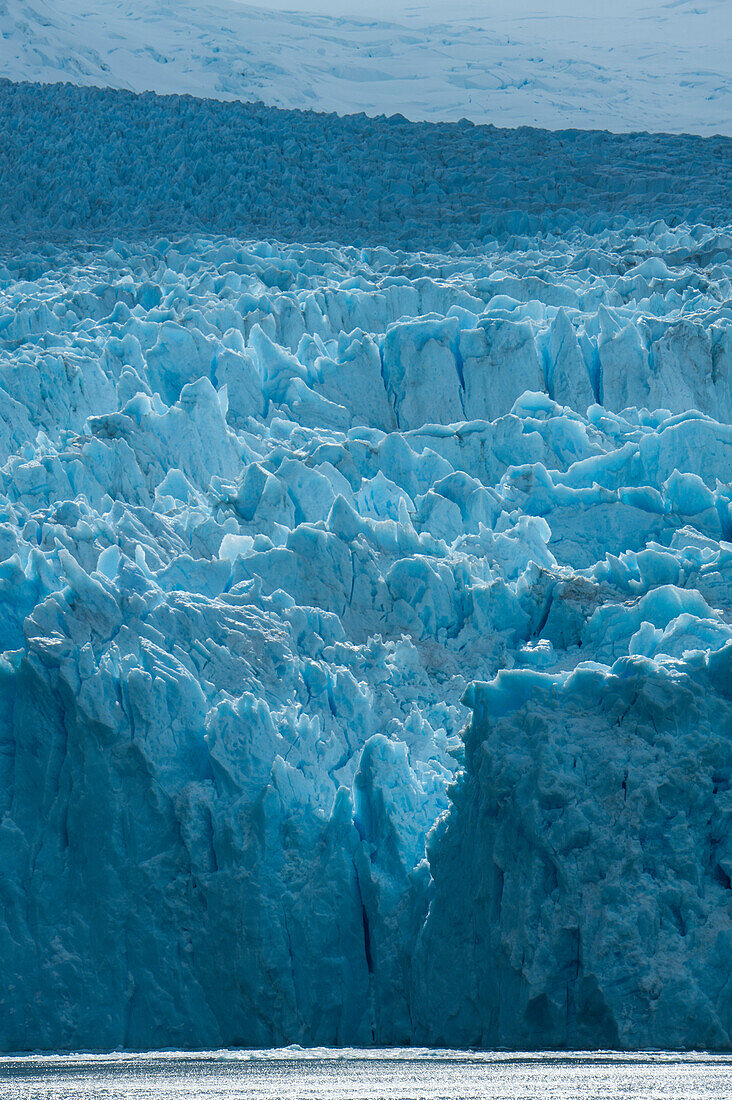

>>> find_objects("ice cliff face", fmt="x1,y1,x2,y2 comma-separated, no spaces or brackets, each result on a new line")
0,82,730,1051
415,654,732,1050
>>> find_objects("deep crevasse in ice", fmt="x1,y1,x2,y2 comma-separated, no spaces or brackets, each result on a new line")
0,85,731,1052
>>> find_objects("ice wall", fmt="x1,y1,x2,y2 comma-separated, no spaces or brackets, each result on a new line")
0,86,729,1051
414,651,732,1050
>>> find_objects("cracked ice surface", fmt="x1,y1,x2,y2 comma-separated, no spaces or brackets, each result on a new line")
0,85,730,1052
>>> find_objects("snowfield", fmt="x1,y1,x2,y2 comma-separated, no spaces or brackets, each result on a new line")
0,76,730,1051
1,0,731,134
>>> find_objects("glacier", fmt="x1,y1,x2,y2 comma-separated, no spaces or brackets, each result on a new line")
0,79,730,1052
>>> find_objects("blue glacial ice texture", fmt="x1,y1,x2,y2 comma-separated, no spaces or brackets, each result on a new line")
0,85,729,1051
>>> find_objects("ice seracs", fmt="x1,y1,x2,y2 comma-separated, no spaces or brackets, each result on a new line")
0,85,729,1052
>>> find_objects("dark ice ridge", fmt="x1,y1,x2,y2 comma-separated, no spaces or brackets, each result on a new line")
1,79,732,249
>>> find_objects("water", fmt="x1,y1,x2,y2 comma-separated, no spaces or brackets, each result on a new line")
1,1049,730,1100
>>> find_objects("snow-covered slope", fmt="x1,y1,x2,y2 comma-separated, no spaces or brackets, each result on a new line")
0,78,730,1049
1,0,730,134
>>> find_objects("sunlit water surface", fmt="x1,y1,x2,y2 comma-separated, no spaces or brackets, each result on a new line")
1,1049,731,1100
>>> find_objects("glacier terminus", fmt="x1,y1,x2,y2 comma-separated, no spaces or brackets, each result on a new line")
0,78,729,1053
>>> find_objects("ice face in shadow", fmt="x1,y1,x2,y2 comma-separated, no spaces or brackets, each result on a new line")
413,650,732,1051
1,81,732,251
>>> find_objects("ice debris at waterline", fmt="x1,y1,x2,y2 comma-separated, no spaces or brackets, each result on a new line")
0,113,731,1052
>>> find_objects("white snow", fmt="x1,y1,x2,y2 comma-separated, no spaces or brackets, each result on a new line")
1,0,730,134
